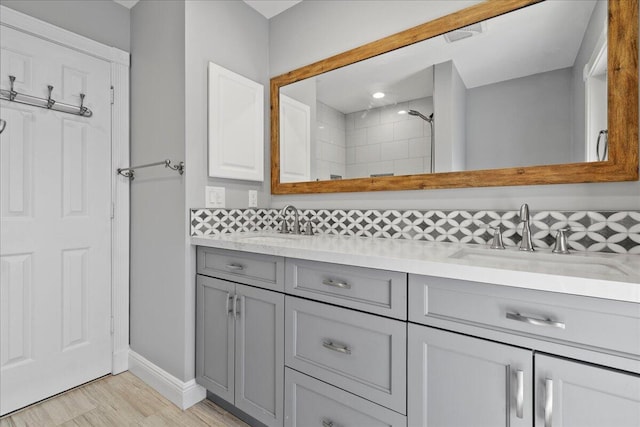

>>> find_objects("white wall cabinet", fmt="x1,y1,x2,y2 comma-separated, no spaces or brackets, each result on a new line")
208,62,264,181
196,275,284,427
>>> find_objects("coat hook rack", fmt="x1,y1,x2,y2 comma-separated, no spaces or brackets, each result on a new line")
0,75,93,117
117,159,185,180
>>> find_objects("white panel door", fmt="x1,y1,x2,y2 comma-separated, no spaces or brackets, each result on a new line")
0,26,112,415
279,94,310,183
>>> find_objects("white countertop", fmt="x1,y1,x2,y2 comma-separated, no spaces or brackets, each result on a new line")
191,232,640,303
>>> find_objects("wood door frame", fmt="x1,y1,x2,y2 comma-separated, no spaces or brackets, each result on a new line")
0,6,131,375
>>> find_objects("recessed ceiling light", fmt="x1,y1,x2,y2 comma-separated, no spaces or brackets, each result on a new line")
398,110,407,115
372,92,385,99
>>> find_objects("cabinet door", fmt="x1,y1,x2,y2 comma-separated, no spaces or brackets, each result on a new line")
235,284,285,427
196,275,235,404
408,324,532,427
535,354,640,427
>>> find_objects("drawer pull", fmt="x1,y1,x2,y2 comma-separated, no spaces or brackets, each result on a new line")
321,419,335,427
515,369,524,419
544,378,553,427
322,340,351,355
225,263,244,271
506,312,565,329
322,278,351,289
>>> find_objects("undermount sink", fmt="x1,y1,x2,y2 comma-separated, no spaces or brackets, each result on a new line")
235,233,307,244
449,247,634,278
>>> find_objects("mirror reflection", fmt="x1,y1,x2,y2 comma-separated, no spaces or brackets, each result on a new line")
279,0,607,183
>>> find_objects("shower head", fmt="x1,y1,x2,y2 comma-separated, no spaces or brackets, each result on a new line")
408,110,433,123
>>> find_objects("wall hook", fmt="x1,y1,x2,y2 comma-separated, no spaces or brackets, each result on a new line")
8,75,17,101
79,93,88,115
46,85,55,109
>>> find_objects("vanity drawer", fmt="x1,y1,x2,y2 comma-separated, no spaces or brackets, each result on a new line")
285,258,407,319
409,274,640,357
285,296,406,414
285,368,407,427
197,247,284,291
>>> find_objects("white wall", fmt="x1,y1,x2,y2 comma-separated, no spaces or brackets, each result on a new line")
269,0,640,211
1,0,130,51
130,0,187,381
434,61,467,173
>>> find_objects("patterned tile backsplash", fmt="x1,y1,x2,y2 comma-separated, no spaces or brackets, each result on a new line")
191,208,640,254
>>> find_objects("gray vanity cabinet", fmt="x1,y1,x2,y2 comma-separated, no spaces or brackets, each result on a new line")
534,354,640,427
408,324,532,427
196,275,284,427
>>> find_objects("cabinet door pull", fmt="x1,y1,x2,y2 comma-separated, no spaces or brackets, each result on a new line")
506,312,565,329
544,378,553,427
322,340,351,355
232,294,240,318
225,263,244,271
226,292,233,316
515,369,524,419
321,419,334,427
322,278,351,289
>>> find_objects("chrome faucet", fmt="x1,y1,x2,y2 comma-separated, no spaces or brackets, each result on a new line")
518,203,534,252
280,204,300,234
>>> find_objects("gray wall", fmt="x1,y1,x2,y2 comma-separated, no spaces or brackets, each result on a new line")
466,68,573,170
269,0,640,211
1,0,130,51
130,0,187,380
183,0,269,382
185,0,270,212
571,0,607,162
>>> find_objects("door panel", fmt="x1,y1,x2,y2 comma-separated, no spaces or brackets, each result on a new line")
235,284,284,427
196,276,235,404
408,324,532,427
535,354,640,427
0,25,112,415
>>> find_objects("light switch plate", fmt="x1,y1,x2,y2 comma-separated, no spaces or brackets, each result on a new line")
248,190,258,208
205,186,225,208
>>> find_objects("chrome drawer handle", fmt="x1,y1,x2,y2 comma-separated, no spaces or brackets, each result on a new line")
322,340,351,355
322,278,351,289
321,419,334,427
515,369,524,419
225,263,244,271
544,378,553,427
506,312,565,329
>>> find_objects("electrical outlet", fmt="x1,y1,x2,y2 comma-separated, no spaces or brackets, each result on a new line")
205,186,225,208
248,190,258,208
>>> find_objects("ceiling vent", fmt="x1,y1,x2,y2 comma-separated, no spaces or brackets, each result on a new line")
443,22,486,43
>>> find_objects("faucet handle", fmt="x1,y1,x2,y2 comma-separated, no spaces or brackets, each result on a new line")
488,225,505,250
552,227,571,254
278,215,289,234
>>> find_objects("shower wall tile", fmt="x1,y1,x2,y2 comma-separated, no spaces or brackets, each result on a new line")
191,208,640,254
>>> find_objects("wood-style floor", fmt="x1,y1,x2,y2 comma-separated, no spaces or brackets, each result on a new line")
0,372,248,427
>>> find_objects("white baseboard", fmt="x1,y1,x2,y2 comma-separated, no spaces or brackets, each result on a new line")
128,350,206,410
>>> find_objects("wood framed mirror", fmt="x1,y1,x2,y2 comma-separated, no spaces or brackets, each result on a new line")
270,0,637,194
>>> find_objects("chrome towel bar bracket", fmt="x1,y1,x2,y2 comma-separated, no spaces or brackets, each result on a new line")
117,159,185,180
